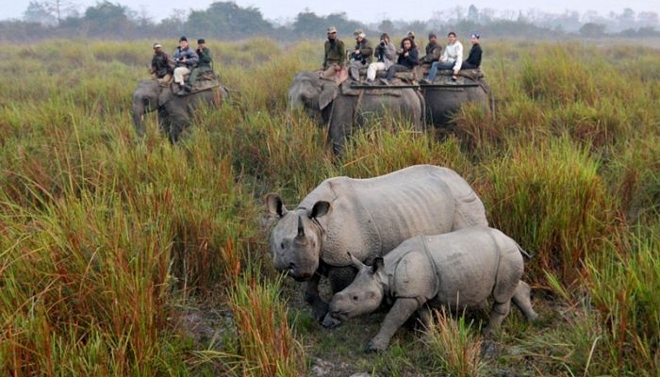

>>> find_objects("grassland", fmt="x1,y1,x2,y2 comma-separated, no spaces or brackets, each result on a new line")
0,37,658,376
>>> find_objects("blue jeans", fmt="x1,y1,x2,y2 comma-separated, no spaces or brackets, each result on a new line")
426,61,455,81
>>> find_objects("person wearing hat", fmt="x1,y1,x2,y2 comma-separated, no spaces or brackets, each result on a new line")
172,36,199,90
420,32,442,65
348,29,373,82
407,31,416,44
150,42,173,84
421,31,463,84
461,33,482,70
178,38,213,95
321,26,346,79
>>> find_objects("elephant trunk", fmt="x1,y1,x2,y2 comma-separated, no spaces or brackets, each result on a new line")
131,99,147,138
287,86,306,112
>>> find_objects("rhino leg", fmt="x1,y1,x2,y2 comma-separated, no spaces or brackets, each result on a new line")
319,266,358,328
328,265,358,294
367,298,419,352
416,305,433,328
485,299,511,334
304,274,330,321
512,280,539,322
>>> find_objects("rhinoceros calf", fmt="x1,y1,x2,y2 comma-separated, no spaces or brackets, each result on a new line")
329,226,539,352
265,164,488,322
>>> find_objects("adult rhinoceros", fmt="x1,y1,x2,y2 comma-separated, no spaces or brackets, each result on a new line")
264,164,488,322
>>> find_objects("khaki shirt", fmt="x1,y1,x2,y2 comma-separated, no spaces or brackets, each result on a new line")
324,39,346,69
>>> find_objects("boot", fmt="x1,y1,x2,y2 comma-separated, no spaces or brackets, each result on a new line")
176,84,191,96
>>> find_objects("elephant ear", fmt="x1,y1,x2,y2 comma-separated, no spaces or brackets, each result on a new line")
158,86,173,107
318,82,338,111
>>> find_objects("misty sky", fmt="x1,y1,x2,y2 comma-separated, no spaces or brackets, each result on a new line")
6,0,659,23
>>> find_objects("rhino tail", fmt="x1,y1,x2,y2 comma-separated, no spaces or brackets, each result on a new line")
516,243,534,259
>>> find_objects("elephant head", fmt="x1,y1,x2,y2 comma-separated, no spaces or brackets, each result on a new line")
131,79,227,143
131,80,170,137
287,71,339,122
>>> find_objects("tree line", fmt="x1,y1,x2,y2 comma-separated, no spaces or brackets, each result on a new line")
4,1,660,42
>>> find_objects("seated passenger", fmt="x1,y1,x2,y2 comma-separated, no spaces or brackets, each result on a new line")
364,33,396,85
321,26,346,79
382,37,419,84
150,42,173,84
177,38,213,96
461,33,482,70
172,36,199,89
420,32,442,65
406,31,417,48
348,29,373,82
422,31,463,83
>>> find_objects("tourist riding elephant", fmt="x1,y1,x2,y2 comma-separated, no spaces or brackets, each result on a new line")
419,69,489,128
288,71,425,154
131,79,228,143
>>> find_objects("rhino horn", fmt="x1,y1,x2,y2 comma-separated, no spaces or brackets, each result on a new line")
348,252,366,270
296,215,305,238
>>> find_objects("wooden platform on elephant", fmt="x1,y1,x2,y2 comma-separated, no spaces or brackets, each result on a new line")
175,71,223,96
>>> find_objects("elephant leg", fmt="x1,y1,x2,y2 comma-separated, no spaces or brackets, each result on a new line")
327,120,348,155
157,109,170,137
164,103,192,143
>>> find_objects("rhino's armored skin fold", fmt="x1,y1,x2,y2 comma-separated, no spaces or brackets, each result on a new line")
329,226,539,352
265,164,489,322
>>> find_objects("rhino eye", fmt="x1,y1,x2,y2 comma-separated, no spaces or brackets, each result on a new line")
280,242,285,249
352,295,359,301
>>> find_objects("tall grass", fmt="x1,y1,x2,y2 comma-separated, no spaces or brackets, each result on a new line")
484,136,616,284
227,271,306,376
421,309,484,377
583,229,660,375
1,37,659,376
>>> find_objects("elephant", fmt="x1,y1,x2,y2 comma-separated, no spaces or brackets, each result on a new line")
418,68,490,129
131,79,228,143
287,71,425,154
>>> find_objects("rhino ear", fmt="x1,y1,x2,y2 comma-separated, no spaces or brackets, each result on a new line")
310,201,331,218
372,257,384,273
265,193,287,218
318,84,338,110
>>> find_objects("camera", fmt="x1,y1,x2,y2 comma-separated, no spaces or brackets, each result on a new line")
179,57,184,61
379,41,385,47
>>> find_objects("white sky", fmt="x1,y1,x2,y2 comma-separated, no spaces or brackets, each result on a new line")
5,0,659,23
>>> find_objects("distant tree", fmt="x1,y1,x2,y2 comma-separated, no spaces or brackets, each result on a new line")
292,11,360,39
325,12,362,37
636,26,659,37
479,8,496,23
637,11,659,29
185,2,273,40
378,19,394,34
292,11,325,37
467,5,479,23
23,1,57,26
550,10,581,32
157,9,188,39
82,1,133,38
579,22,606,37
23,0,76,25
401,20,427,41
